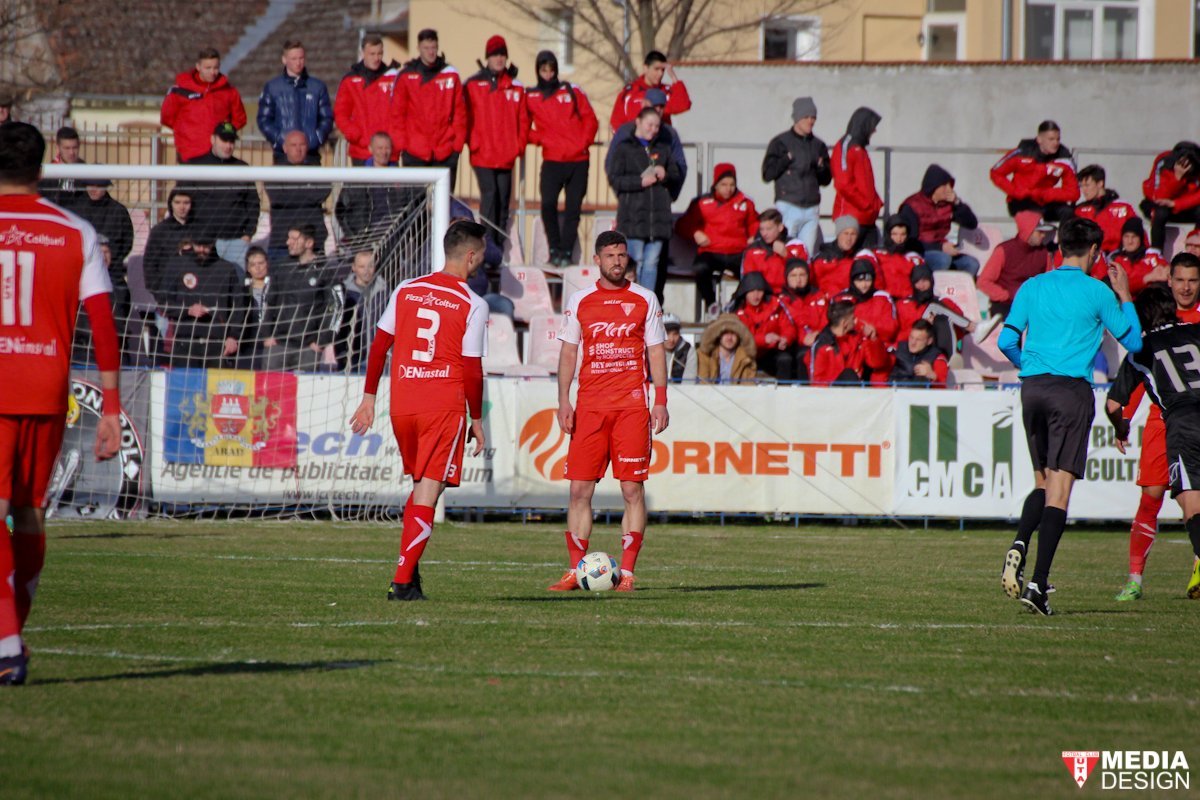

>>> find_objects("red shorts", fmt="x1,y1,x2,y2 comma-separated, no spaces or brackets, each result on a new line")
565,406,651,482
1137,415,1168,488
391,412,467,487
0,414,67,508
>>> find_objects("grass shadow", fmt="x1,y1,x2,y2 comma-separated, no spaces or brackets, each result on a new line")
662,582,826,593
36,658,388,685
56,529,231,541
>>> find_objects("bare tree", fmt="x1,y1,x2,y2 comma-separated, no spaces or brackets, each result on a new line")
488,0,846,83
0,0,69,105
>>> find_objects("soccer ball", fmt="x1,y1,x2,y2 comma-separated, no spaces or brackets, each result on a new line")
575,552,621,591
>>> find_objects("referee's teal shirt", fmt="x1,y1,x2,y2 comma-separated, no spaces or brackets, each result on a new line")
997,265,1143,381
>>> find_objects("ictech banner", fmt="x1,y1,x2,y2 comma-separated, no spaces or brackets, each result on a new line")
510,382,895,514
892,388,1156,520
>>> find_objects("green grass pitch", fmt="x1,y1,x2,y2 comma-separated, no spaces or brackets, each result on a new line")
1,519,1195,798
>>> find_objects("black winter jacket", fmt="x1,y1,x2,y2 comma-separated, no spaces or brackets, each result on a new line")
607,134,679,240
761,128,831,207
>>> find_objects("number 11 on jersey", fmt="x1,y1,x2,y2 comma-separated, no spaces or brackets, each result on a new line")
0,250,36,326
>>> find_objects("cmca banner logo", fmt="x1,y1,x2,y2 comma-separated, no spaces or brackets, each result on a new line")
165,369,298,467
906,403,1013,500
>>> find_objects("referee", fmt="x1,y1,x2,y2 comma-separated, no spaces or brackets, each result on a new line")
997,217,1143,616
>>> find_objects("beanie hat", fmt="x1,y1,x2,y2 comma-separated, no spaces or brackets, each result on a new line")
834,215,860,236
909,262,933,287
712,162,736,186
792,96,817,122
644,87,668,106
850,258,876,281
1122,216,1145,239
485,35,507,57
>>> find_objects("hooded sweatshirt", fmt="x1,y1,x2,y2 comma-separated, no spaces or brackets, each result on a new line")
334,58,404,159
609,74,692,130
1141,142,1200,212
898,164,978,246
845,259,898,345
873,214,926,296
733,271,796,352
526,51,599,163
676,163,759,256
977,212,1053,303
831,107,883,227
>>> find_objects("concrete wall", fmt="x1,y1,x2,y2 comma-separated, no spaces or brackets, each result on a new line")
671,61,1200,233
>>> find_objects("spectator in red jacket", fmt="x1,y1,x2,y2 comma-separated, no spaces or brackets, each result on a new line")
1093,217,1168,296
990,120,1078,223
831,107,882,246
807,299,888,386
392,29,467,190
778,259,826,349
609,50,691,130
844,258,898,347
465,35,529,244
894,262,971,356
1139,141,1200,250
738,208,788,296
160,48,247,164
977,213,1054,317
527,50,598,267
811,216,863,296
1185,228,1200,258
875,319,948,387
732,271,802,381
873,215,925,296
333,35,402,165
1074,164,1136,253
898,164,979,276
678,163,759,308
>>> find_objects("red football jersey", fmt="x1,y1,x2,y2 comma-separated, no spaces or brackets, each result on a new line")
377,271,489,416
558,280,665,409
0,194,111,415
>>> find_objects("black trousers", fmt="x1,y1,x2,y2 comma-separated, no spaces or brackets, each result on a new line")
402,151,460,192
693,251,743,306
1140,198,1200,250
757,346,805,382
1007,198,1075,223
540,160,589,259
474,166,513,240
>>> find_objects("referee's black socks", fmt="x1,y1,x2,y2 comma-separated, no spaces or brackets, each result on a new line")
1030,506,1068,588
1187,515,1200,559
1013,488,1046,551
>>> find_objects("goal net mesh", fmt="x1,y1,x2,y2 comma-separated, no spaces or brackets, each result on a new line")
47,166,446,521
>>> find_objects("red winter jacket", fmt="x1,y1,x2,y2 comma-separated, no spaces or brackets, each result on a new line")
894,295,967,347
872,250,924,297
676,166,758,256
526,82,598,163
1074,190,1137,253
160,70,247,163
391,57,467,162
334,61,403,160
1142,151,1200,213
464,66,529,170
990,140,1079,207
831,145,882,227
737,298,796,352
807,328,888,385
609,76,691,130
850,292,898,346
741,238,806,295
779,291,827,341
810,245,860,297
1092,248,1169,296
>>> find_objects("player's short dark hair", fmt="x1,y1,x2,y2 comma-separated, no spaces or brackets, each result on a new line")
1135,285,1177,332
827,299,855,327
644,50,667,66
911,318,935,336
1058,217,1103,258
1077,164,1106,183
197,47,220,61
55,126,79,143
0,122,45,184
417,28,438,43
635,106,661,123
245,245,268,266
595,230,627,252
1171,251,1200,274
759,208,783,225
1037,120,1060,134
362,34,383,48
290,223,317,242
444,219,486,259
282,39,304,53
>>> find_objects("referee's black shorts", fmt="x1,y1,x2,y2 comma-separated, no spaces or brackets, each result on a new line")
1165,413,1200,497
1021,375,1095,478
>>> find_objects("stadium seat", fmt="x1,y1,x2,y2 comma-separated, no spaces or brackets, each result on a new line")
529,216,581,266
947,367,983,390
502,364,551,377
483,314,521,374
500,266,555,322
562,265,599,300
933,270,982,323
996,369,1021,385
502,216,526,266
663,282,698,324
957,222,1006,267
962,319,1011,377
527,313,564,371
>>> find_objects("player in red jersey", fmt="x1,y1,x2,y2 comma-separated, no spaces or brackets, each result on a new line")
349,220,489,601
1106,251,1200,601
548,230,668,593
0,123,121,685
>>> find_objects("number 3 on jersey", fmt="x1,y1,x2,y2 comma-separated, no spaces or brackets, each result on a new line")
412,307,440,362
1,250,36,326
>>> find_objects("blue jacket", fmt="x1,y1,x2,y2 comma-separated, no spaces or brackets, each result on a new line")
257,69,333,153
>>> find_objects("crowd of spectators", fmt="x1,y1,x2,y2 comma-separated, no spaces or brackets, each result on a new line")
22,31,1200,385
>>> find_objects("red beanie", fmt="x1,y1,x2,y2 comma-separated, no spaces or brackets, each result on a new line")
486,35,508,57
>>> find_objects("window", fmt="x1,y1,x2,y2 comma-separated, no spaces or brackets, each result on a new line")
1024,1,1142,60
1195,1,1200,57
538,8,574,69
927,0,966,11
762,16,821,61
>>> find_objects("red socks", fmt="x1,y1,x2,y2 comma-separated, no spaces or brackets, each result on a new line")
12,531,45,627
394,499,435,584
1129,492,1162,576
565,531,588,568
620,531,644,575
0,534,21,657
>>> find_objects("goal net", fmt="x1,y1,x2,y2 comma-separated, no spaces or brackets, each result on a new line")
40,163,450,521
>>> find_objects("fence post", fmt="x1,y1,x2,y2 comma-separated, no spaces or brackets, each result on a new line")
882,146,892,218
